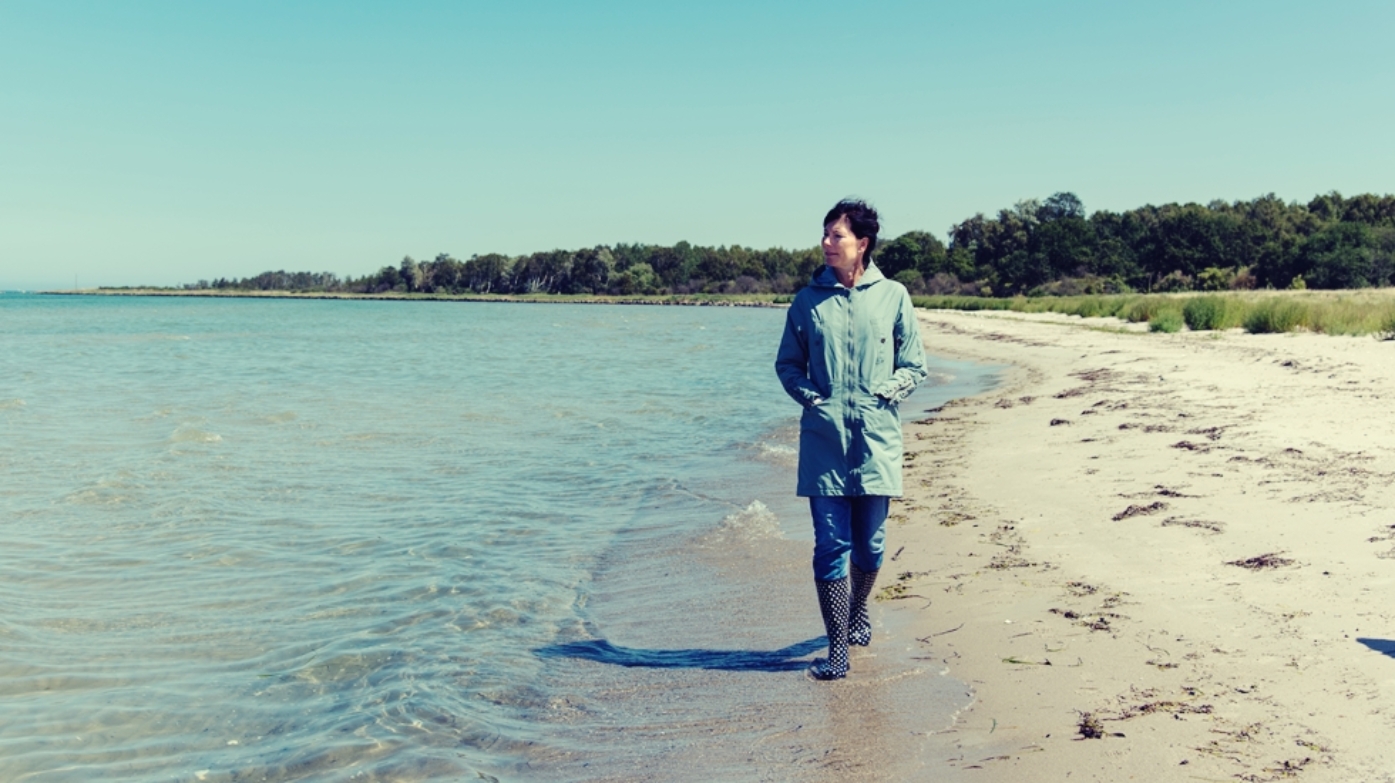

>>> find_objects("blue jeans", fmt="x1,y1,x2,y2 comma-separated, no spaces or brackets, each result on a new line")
809,496,889,581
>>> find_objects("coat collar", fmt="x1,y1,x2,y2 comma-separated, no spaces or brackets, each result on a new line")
809,261,887,290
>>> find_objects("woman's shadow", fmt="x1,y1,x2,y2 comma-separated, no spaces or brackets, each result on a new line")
535,637,826,672
1357,638,1395,658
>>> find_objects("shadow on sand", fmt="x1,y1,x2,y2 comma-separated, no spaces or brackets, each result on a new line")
535,637,826,672
1357,638,1395,659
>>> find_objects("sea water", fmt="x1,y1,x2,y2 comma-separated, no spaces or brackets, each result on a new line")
0,293,999,782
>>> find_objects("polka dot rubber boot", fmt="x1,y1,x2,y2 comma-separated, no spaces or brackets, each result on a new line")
809,577,850,680
848,564,879,647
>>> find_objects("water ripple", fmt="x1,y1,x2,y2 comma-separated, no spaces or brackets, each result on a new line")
0,295,985,781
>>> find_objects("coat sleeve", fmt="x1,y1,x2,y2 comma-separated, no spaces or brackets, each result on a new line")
775,305,825,407
872,289,928,404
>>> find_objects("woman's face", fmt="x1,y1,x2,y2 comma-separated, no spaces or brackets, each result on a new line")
822,215,868,273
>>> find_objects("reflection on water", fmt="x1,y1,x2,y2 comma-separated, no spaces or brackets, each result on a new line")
0,294,987,781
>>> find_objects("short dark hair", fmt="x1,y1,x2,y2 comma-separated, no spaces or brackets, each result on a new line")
823,198,880,263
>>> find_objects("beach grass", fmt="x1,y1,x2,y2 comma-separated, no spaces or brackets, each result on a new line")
1182,295,1242,331
912,290,1395,337
1147,309,1185,333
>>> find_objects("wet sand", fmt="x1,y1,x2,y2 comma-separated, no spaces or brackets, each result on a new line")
886,308,1395,781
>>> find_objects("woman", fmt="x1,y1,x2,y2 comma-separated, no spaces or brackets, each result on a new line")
775,198,928,680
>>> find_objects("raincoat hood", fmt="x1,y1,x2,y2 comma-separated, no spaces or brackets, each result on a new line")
806,261,888,290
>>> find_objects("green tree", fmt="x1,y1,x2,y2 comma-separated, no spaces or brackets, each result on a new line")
426,254,465,292
696,245,740,284
464,253,513,294
515,250,573,293
609,243,651,272
1088,211,1146,286
892,269,925,293
647,241,697,289
1296,222,1386,288
949,211,1033,291
1137,204,1237,286
372,264,401,293
1339,193,1395,227
1036,192,1085,222
567,247,614,294
1307,191,1345,222
610,262,657,295
400,256,424,293
1030,216,1095,280
876,231,947,279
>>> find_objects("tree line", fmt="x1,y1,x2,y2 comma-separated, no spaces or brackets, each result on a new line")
194,242,824,297
190,191,1395,297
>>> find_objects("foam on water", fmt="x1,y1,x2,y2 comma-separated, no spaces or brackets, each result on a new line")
169,423,223,443
690,500,787,554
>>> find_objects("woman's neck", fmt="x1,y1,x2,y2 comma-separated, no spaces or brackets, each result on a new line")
832,262,864,288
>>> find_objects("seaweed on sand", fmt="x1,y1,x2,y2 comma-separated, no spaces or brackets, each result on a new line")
1112,501,1168,521
1227,553,1295,570
1075,712,1125,739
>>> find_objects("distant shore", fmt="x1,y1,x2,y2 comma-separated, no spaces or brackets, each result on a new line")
892,309,1395,781
47,287,1395,338
42,288,787,308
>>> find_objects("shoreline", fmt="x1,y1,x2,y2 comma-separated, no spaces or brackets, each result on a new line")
890,309,1395,781
33,288,786,307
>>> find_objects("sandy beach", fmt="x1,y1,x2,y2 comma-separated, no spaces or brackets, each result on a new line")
884,308,1395,781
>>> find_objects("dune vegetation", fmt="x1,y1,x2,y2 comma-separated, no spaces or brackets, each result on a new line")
908,290,1395,338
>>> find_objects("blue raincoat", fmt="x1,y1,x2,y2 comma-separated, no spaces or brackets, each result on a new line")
775,263,927,497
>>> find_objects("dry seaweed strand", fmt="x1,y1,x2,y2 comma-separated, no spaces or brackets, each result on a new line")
1112,501,1169,521
1227,553,1296,570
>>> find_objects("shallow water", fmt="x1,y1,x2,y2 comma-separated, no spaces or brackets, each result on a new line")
0,293,999,781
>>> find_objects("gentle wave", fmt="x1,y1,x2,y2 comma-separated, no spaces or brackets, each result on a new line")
697,499,785,547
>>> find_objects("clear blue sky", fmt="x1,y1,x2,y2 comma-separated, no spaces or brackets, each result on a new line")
2,0,1391,289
